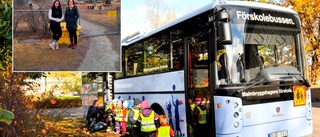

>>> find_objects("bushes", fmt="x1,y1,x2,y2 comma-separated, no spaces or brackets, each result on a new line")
30,96,82,109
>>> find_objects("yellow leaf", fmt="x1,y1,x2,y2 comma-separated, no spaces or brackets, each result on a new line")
42,129,46,134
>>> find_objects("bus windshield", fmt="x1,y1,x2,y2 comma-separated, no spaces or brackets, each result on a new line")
217,6,303,85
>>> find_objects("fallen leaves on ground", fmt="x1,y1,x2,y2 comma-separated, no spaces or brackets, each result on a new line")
43,117,121,137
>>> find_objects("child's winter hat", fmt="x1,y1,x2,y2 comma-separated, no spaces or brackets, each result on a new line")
134,98,142,105
113,98,119,104
141,100,150,110
123,100,128,108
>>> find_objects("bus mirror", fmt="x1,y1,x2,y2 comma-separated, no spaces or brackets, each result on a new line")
218,22,232,45
217,11,232,45
218,11,230,21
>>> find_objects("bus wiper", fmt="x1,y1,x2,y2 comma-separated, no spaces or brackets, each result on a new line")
238,78,268,92
270,72,310,87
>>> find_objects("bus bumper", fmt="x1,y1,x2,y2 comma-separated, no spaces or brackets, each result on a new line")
216,117,312,137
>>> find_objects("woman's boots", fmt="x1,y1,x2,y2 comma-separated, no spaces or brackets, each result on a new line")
68,42,77,49
68,42,73,48
72,43,77,49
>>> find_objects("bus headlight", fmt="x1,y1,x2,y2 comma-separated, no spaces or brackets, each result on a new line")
234,112,239,118
233,102,239,108
234,122,239,128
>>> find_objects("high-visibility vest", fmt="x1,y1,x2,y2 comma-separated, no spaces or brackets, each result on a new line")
115,108,123,122
189,124,193,134
190,103,196,112
105,105,110,110
139,111,157,132
124,109,129,122
130,108,140,127
157,125,171,137
197,106,207,124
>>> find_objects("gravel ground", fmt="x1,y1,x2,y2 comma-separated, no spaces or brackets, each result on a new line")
77,17,120,71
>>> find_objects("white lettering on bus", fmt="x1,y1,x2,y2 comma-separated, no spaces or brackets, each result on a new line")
117,83,133,88
242,89,292,97
143,65,168,72
272,113,284,117
278,88,293,93
236,11,295,25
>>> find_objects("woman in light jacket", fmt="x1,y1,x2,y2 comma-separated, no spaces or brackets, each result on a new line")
48,0,64,50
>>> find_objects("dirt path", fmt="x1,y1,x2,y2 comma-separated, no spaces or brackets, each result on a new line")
76,17,120,71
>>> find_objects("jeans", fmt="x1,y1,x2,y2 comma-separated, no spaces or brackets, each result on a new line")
68,29,77,44
50,23,62,42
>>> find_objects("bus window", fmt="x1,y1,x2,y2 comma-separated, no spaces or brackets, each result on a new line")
125,42,144,76
188,33,209,88
171,29,184,70
124,32,170,77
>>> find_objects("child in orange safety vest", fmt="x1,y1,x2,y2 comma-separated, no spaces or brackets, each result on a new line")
156,115,174,137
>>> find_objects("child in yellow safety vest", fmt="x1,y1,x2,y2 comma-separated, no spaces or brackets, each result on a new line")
114,99,123,134
128,98,142,137
105,100,116,132
156,115,174,137
121,101,129,137
138,100,160,137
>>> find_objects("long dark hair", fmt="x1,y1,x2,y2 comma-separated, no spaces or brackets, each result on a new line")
51,0,62,18
51,0,61,10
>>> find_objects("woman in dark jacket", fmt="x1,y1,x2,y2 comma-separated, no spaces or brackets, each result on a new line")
48,0,64,50
65,0,79,49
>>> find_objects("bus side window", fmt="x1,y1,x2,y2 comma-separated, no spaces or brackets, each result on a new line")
218,53,227,83
237,53,245,83
172,41,184,70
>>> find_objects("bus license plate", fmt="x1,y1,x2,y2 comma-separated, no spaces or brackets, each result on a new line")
268,130,288,137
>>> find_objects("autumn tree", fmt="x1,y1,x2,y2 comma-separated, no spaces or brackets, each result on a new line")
281,0,320,84
145,0,177,29
0,0,49,135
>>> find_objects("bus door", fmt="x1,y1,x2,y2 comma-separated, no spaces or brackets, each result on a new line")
185,31,212,137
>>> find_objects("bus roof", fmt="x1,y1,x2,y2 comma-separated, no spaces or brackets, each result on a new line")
122,1,298,46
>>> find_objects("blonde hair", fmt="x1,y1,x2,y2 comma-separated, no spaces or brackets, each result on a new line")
159,115,168,124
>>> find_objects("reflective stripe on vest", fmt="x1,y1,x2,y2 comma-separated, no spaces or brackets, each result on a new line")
140,111,156,132
157,125,170,137
115,109,123,122
124,109,129,122
197,106,207,124
190,103,196,112
131,108,139,127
